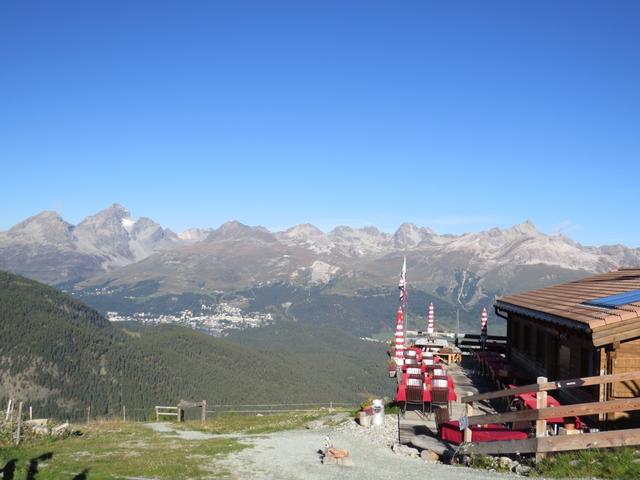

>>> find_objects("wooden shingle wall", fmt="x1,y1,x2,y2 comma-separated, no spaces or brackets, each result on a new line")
612,338,640,398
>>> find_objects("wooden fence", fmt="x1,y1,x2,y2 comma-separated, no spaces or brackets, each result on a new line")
458,334,507,352
204,402,351,415
155,406,179,421
461,371,640,460
153,401,351,421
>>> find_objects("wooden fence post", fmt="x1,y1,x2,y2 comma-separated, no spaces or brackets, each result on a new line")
464,401,473,443
15,401,23,446
86,406,91,424
155,406,159,422
122,405,126,422
5,398,12,421
29,405,33,421
535,376,548,462
201,400,206,423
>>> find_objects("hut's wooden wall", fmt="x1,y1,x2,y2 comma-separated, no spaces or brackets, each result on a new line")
611,338,640,398
506,312,601,403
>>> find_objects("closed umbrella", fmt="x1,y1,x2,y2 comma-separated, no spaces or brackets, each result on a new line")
481,307,488,350
427,302,435,335
394,306,405,365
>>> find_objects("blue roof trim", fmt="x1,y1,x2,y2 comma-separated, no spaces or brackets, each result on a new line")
583,289,640,309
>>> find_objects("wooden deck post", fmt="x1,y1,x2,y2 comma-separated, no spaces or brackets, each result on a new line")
464,401,473,443
535,376,548,462
15,402,23,446
599,348,609,426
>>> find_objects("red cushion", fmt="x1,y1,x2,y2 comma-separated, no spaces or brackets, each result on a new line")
440,421,528,445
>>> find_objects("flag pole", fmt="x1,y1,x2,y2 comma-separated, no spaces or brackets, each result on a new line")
403,256,409,341
397,255,412,345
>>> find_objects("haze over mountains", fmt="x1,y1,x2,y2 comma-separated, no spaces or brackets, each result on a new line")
2,204,639,336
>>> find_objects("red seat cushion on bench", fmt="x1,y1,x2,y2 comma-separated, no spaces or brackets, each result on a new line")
440,421,528,444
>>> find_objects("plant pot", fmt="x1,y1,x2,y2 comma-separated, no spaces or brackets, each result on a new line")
357,411,371,427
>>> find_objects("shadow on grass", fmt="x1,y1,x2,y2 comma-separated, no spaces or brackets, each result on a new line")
1,453,88,479
0,459,17,480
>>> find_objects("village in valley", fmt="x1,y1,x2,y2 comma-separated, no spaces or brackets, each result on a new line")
105,303,274,336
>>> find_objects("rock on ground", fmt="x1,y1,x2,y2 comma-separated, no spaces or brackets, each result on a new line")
421,450,440,463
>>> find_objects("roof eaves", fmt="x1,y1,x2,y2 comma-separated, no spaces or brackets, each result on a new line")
495,299,591,334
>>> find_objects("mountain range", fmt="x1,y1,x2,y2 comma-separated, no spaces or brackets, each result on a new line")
2,204,639,336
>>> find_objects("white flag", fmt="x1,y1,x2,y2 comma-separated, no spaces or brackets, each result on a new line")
398,256,407,303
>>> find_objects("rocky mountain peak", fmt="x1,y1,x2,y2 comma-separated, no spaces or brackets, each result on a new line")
510,219,540,236
208,220,277,243
7,211,74,245
95,203,131,221
284,223,325,240
75,205,133,259
179,228,213,243
393,222,434,249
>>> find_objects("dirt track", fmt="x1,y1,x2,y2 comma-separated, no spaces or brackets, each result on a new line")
217,426,522,480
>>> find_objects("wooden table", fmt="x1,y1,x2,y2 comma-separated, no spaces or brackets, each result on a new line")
436,351,462,364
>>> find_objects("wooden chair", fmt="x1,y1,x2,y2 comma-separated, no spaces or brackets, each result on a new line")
431,376,450,416
406,366,424,384
404,378,425,416
434,405,450,435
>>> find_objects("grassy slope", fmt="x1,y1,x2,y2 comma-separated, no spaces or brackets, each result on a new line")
0,271,391,419
0,421,246,479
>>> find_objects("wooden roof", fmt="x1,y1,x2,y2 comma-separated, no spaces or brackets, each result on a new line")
495,268,640,347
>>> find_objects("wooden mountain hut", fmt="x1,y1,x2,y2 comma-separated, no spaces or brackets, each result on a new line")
495,268,640,410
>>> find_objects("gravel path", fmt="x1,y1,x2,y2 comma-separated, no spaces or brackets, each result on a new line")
215,417,522,480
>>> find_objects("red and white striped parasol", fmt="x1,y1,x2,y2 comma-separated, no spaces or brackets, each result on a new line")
394,306,405,365
427,302,435,335
481,307,488,337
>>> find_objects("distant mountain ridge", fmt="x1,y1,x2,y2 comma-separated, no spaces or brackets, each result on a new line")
0,204,180,284
2,205,639,288
2,205,639,337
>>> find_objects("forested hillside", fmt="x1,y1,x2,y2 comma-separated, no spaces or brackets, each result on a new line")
0,271,390,418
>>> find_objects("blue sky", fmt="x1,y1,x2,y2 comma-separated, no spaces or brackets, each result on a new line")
1,1,639,246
